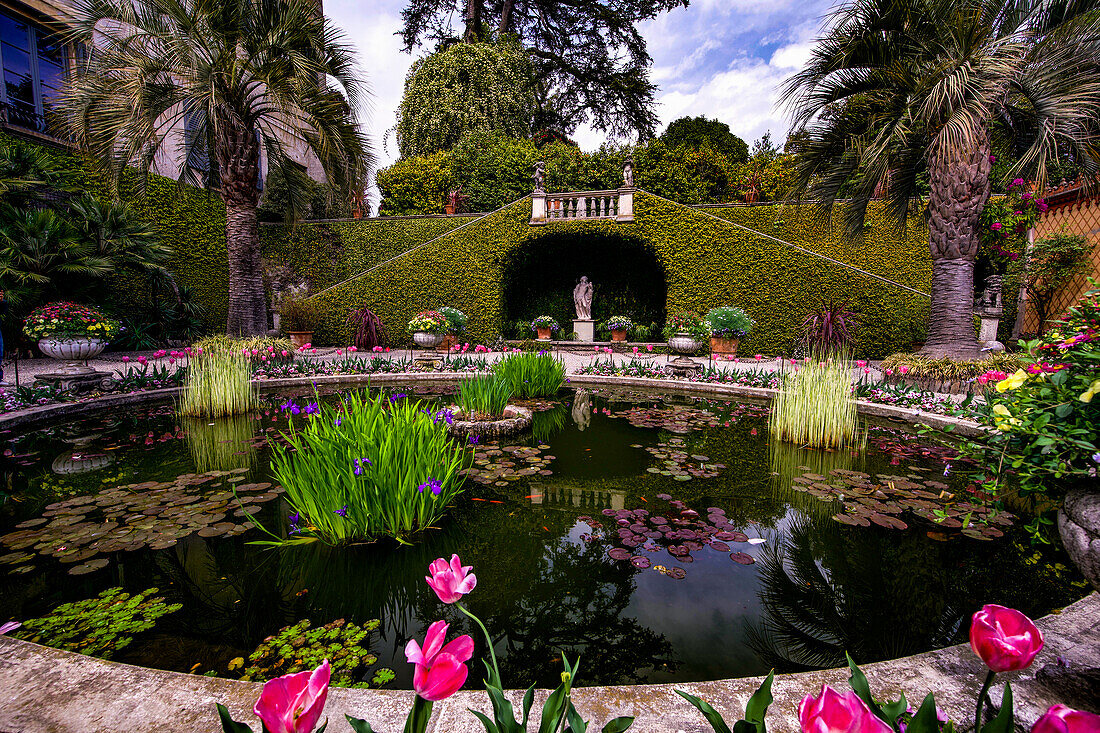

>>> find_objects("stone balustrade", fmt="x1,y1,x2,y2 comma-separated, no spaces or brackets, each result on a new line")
531,188,634,225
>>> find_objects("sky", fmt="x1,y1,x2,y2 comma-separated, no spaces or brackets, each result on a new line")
323,0,838,178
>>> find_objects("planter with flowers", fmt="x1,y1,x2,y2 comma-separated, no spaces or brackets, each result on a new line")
705,306,753,355
408,310,448,348
24,302,121,365
663,311,710,354
606,315,633,342
279,292,320,349
531,316,559,341
437,306,467,351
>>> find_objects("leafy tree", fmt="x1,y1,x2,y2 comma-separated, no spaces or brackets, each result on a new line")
659,116,749,164
395,41,536,158
399,0,688,141
782,0,1100,358
376,151,455,216
731,134,796,203
1024,233,1094,333
61,0,372,336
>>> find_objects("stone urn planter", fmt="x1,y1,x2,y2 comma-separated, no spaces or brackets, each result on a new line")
668,334,704,354
413,331,445,348
38,337,107,364
536,327,553,341
1058,489,1100,591
710,336,740,356
287,331,313,350
610,329,628,342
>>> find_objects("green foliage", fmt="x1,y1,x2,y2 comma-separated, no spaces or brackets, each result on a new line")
279,291,322,332
493,352,566,398
881,352,1025,381
438,306,468,333
183,414,257,473
258,164,353,223
660,116,749,164
396,41,536,159
732,134,795,202
192,334,294,361
14,587,182,659
240,618,392,688
1024,232,1093,332
456,375,513,419
179,353,256,417
376,151,455,216
770,349,859,449
705,306,753,338
663,310,710,341
675,670,774,733
269,391,468,544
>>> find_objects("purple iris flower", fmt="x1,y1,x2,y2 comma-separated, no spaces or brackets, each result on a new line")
334,416,343,428
288,511,301,534
304,402,319,415
390,392,407,403
943,463,952,476
353,457,371,476
469,435,480,445
417,477,443,496
334,505,348,517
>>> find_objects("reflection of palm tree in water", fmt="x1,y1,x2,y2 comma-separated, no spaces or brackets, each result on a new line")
748,517,964,672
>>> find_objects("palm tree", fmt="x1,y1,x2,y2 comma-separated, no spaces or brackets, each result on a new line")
62,0,372,336
782,0,1100,358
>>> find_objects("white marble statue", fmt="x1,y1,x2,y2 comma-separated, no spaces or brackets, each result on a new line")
573,276,594,320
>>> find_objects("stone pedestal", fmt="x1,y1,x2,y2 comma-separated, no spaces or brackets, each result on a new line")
573,319,595,342
976,308,1004,352
35,369,115,394
530,191,547,225
616,187,635,222
666,356,703,378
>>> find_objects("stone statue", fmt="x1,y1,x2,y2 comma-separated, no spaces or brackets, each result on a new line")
573,276,593,320
533,161,546,194
572,389,591,431
623,156,634,187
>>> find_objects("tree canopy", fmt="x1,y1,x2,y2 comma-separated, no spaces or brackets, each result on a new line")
659,116,749,164
398,0,688,141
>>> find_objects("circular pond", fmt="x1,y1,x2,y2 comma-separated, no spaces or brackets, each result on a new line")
0,384,1086,690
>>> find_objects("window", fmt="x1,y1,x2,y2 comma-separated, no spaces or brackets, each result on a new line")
0,10,68,133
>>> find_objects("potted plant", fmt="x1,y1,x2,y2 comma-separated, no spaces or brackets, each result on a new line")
705,306,753,355
606,315,633,342
531,316,559,341
408,310,449,347
23,302,121,363
438,306,467,351
279,292,321,349
663,310,710,353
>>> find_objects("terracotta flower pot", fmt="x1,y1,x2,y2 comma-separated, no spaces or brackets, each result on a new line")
611,329,628,342
438,333,457,352
287,331,313,350
710,337,739,356
536,327,552,341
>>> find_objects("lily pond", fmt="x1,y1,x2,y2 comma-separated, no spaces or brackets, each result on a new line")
0,385,1086,689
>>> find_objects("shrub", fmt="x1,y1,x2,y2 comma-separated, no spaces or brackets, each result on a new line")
193,335,294,362
279,292,321,332
770,349,859,449
438,306,467,334
880,352,1025,381
455,376,513,419
269,391,467,544
179,352,256,417
705,306,753,339
346,306,386,349
663,310,710,341
23,302,121,341
801,301,859,352
407,310,448,335
493,352,566,398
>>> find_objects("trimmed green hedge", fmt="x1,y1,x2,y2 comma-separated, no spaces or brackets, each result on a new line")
297,194,931,357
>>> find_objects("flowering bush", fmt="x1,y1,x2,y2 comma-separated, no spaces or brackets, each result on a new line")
978,180,1046,275
663,310,711,341
408,310,449,335
437,306,467,334
530,315,559,333
22,302,120,341
705,306,753,339
606,315,633,332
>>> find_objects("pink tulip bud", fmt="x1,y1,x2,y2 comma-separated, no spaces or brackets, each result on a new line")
898,365,909,375
1031,705,1100,733
799,684,893,733
405,620,473,702
970,604,1043,673
122,356,130,362
754,354,763,360
885,369,894,376
855,360,866,367
253,659,330,733
281,350,289,357
426,554,477,604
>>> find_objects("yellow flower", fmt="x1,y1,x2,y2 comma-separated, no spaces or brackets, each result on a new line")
991,403,1020,431
996,369,1029,393
1080,380,1100,403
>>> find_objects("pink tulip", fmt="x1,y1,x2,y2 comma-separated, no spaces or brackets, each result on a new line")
122,356,130,362
969,604,1044,673
754,354,763,360
426,554,477,604
406,620,473,701
898,365,909,375
1031,705,1100,733
855,360,866,367
646,344,653,351
253,659,331,733
282,350,289,357
885,369,894,376
799,684,893,733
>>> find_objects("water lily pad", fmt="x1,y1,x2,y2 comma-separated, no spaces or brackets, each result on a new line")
729,552,755,565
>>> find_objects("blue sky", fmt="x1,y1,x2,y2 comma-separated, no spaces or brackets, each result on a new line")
324,0,838,168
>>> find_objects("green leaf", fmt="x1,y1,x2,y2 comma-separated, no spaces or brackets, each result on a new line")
345,715,375,733
522,684,536,727
215,704,253,733
601,717,635,733
470,709,501,733
674,690,733,733
904,694,940,733
980,683,1013,733
1055,403,1074,418
565,702,588,733
744,670,775,730
846,654,887,723
880,694,908,729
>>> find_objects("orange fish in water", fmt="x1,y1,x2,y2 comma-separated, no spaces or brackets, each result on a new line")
543,526,550,532
471,497,486,501
489,500,503,504
640,496,648,502
526,494,542,499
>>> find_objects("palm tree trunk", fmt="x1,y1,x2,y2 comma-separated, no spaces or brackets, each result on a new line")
217,115,267,336
921,126,993,359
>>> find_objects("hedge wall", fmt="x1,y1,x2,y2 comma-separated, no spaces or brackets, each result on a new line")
296,194,931,358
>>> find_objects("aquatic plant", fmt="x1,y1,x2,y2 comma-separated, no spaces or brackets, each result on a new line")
268,391,467,544
492,352,566,398
13,587,182,658
770,350,858,449
240,618,393,689
179,352,256,418
183,414,258,473
454,376,513,420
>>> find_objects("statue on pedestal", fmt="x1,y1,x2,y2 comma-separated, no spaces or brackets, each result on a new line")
573,276,593,320
533,161,546,194
623,157,634,187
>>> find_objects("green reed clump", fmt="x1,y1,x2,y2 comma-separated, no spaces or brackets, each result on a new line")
455,376,512,419
770,350,858,449
183,414,258,473
268,391,467,545
179,353,256,418
493,352,566,398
